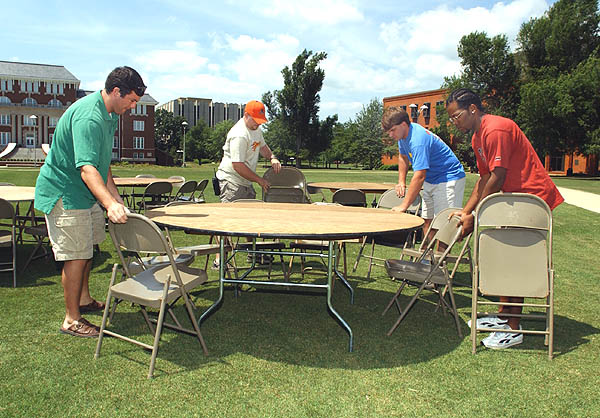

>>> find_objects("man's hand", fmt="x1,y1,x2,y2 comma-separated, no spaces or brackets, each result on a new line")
270,158,282,173
395,183,406,197
106,201,128,224
257,178,271,193
450,210,474,239
391,205,407,213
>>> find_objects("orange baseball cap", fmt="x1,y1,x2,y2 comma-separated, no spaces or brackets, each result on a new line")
245,100,268,124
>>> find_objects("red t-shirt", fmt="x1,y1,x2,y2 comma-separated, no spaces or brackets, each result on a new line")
472,114,564,210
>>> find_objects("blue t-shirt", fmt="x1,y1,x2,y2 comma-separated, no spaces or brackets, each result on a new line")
398,123,465,184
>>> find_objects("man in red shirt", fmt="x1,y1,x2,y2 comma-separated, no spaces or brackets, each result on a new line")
445,88,563,349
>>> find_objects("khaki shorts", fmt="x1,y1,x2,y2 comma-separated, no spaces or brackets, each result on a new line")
46,198,106,261
420,177,466,219
219,180,256,203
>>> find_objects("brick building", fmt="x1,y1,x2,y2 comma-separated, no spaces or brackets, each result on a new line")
382,88,598,175
0,60,157,164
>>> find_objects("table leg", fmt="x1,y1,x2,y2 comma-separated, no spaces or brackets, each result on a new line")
327,241,353,352
198,236,226,324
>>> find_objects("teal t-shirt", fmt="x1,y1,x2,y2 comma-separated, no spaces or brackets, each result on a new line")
35,91,119,214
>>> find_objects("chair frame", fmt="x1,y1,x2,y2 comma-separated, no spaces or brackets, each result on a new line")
96,213,208,378
383,216,464,337
471,192,554,359
0,198,17,287
137,181,173,213
172,180,197,202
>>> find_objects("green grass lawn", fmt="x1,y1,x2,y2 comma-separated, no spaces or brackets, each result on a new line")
1,165,599,417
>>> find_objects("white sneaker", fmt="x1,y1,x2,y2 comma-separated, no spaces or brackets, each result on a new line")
468,315,508,329
481,325,523,349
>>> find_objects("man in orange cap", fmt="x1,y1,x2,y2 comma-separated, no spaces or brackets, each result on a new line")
216,100,281,202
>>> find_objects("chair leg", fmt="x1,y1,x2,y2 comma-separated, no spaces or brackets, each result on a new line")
382,281,406,316
366,240,376,280
95,265,118,359
352,237,367,272
148,280,171,379
386,282,427,336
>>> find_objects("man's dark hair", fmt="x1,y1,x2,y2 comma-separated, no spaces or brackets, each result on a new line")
105,66,146,98
381,106,411,131
446,88,484,111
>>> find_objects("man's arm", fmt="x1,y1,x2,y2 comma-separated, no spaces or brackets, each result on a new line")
395,154,409,197
231,162,270,192
80,165,128,223
259,144,281,173
392,169,426,212
106,167,124,205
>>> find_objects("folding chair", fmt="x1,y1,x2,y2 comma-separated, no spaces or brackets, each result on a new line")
471,192,554,358
383,215,464,337
95,213,209,378
400,207,472,286
332,189,367,207
193,179,209,203
137,181,173,213
307,185,327,202
0,198,17,287
263,186,307,203
353,189,422,279
262,167,311,203
168,175,185,188
171,180,197,202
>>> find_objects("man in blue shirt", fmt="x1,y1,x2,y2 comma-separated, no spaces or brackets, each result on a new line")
382,107,465,240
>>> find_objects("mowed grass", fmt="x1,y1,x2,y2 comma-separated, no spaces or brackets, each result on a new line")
0,164,599,417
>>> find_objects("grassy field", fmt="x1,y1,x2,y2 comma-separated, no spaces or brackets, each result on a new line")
0,164,599,417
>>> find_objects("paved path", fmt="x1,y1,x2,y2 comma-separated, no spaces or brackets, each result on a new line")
557,187,600,213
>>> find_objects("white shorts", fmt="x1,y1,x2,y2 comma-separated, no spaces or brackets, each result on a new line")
420,177,466,220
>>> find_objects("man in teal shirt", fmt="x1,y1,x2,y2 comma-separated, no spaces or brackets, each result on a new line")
35,66,146,337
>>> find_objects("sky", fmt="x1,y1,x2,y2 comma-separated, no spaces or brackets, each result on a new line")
4,0,556,122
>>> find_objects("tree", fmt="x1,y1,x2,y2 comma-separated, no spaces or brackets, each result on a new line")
263,49,327,167
353,98,385,169
154,109,186,157
206,120,235,162
185,120,211,163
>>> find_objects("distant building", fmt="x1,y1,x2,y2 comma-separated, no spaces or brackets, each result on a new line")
382,88,598,175
157,97,244,127
0,60,158,164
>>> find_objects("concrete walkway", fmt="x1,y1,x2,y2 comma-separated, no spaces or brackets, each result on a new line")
557,187,600,213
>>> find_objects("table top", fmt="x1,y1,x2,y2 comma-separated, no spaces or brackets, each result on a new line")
147,201,423,240
308,182,396,194
113,177,182,187
0,186,36,202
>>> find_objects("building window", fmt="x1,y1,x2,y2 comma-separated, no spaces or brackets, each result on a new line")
23,116,37,126
133,136,144,149
0,132,10,145
49,117,59,127
133,120,145,131
0,79,13,92
46,82,64,95
26,133,36,147
22,97,38,106
549,155,565,172
48,99,63,107
0,114,10,125
112,151,119,160
113,136,119,149
49,133,53,144
0,96,11,104
131,104,147,115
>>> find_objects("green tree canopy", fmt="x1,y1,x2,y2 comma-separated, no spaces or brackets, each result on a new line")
154,108,187,157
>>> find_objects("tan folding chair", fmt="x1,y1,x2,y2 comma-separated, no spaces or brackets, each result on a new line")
172,180,197,202
95,213,208,378
472,192,554,359
353,189,422,279
0,198,17,287
193,179,209,203
137,181,173,213
383,215,464,337
332,188,367,207
262,167,311,203
263,186,307,203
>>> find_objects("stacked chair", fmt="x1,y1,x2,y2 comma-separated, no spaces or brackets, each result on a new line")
471,192,554,358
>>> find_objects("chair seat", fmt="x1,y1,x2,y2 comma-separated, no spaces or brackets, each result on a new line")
127,253,194,275
24,224,48,236
0,230,13,244
176,243,231,256
289,240,328,251
385,258,447,285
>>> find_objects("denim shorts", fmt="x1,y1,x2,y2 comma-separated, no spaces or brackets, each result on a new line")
45,198,106,261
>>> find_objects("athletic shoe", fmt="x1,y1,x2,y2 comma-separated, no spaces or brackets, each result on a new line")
467,315,509,329
481,325,523,349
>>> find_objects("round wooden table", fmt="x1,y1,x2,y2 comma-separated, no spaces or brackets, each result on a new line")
113,177,182,187
0,186,36,202
147,201,423,351
308,182,397,206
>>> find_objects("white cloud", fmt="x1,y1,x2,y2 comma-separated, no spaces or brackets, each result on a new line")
134,41,209,74
259,0,364,25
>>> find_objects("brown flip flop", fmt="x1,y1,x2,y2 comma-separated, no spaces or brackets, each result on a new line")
60,318,100,338
79,300,106,313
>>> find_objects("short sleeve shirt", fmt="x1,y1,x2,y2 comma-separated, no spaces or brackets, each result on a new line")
216,118,266,187
472,114,564,210
35,91,119,214
398,123,465,184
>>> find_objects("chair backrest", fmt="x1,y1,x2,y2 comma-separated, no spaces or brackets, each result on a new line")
474,193,552,298
263,166,306,188
419,216,463,265
135,174,156,178
377,189,421,214
263,187,307,203
430,207,461,231
194,179,209,199
168,175,185,188
332,189,367,207
175,180,197,198
144,181,173,196
0,198,15,221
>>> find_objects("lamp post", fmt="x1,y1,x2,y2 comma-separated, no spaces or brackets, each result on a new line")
181,120,188,167
29,115,38,167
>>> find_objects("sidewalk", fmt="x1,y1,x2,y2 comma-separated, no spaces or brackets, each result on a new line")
557,187,600,214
